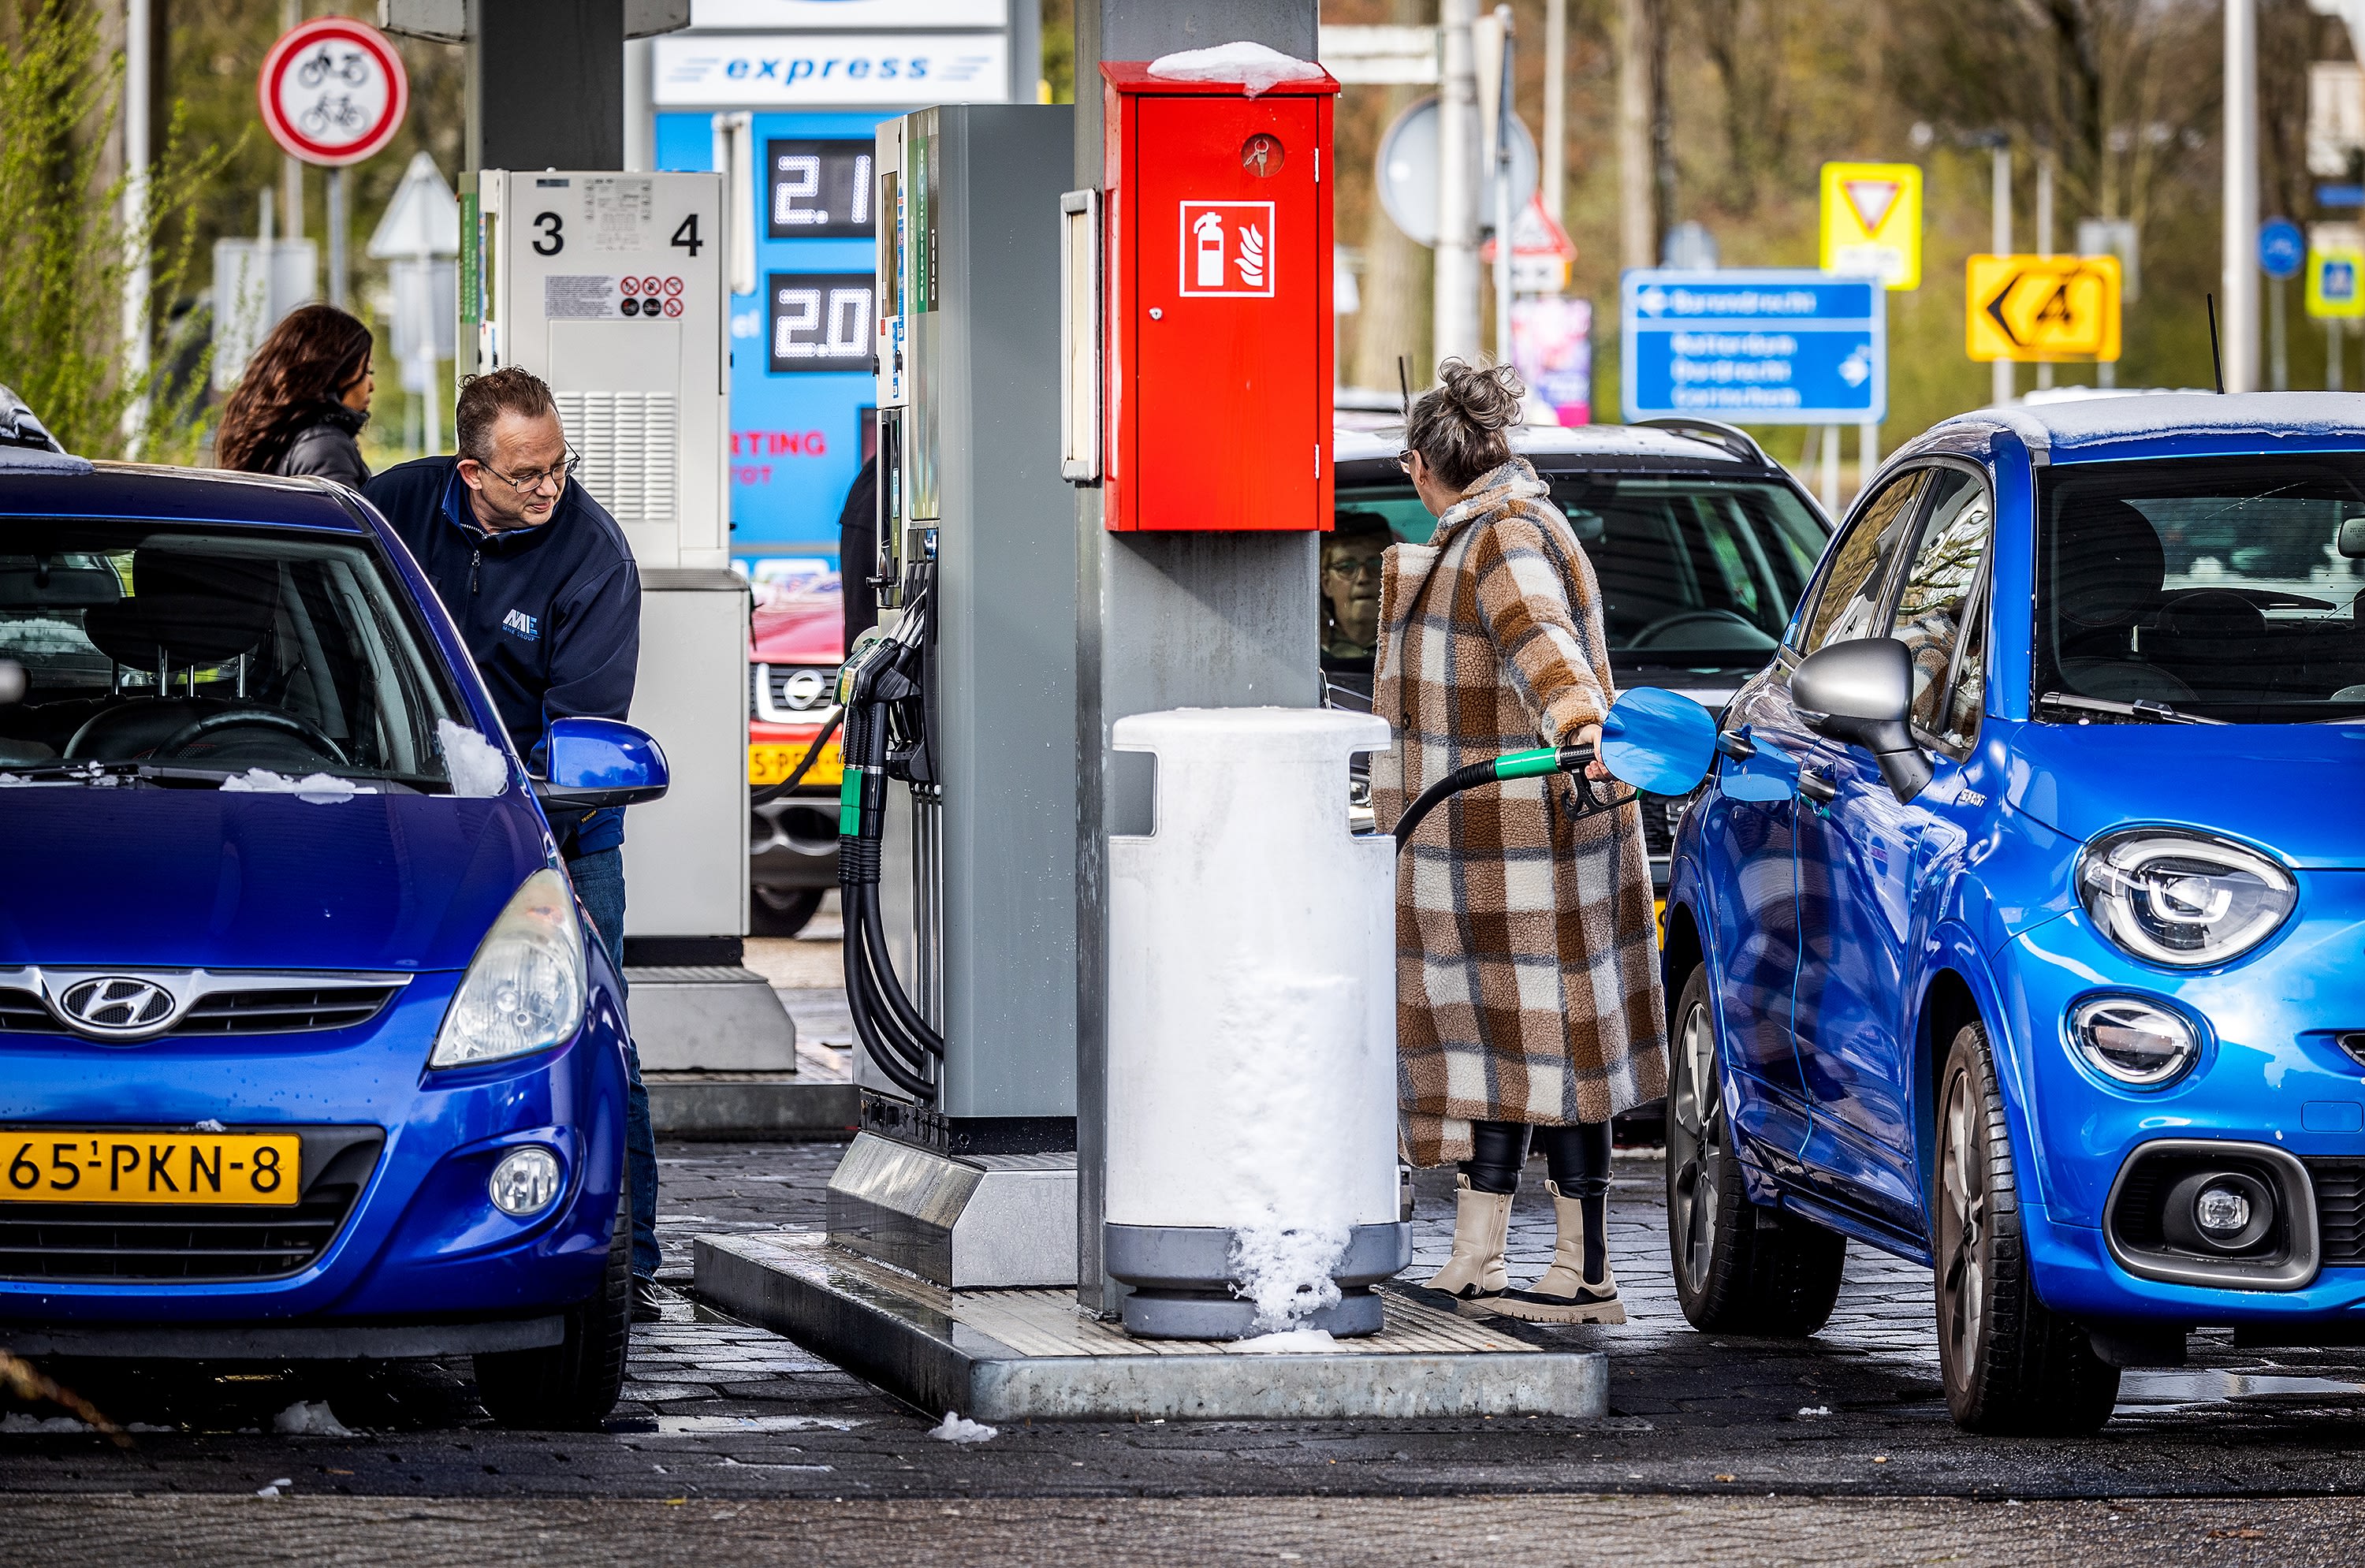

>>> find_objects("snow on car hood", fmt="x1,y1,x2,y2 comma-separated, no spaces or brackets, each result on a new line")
2002,719,2365,868
0,787,550,971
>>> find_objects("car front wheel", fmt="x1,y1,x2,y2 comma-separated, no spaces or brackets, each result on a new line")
475,1168,631,1431
1933,1020,2121,1434
1665,963,1846,1335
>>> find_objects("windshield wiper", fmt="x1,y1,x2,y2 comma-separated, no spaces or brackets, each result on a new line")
2038,691,2229,727
0,759,243,787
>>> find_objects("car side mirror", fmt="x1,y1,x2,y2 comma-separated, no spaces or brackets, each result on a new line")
533,717,670,809
2339,515,2365,560
1791,637,1932,803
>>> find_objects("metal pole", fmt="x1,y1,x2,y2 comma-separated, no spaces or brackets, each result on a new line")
1819,423,1839,516
1435,0,1481,367
2034,154,2054,391
1857,422,1878,508
1542,0,1566,224
2223,0,2260,392
1991,141,2013,407
1616,0,1655,272
623,37,654,172
2332,318,2345,393
121,0,152,454
2270,274,2289,391
282,0,304,267
417,241,441,453
1492,9,1514,367
326,167,348,310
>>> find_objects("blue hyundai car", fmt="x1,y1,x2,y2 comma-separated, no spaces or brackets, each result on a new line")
1660,392,2365,1434
0,435,665,1428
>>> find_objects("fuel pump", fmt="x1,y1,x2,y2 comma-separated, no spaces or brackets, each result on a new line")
458,169,795,1084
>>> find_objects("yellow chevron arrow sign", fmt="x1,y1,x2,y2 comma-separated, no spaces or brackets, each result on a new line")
1965,254,2123,363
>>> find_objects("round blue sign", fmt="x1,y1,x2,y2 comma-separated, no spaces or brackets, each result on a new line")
2261,218,2306,279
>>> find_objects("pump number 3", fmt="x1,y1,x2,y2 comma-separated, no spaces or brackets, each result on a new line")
531,211,564,255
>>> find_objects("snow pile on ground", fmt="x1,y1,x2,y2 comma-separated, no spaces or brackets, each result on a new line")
1147,41,1325,97
1797,1405,1831,1417
438,718,510,798
272,1400,354,1436
1228,1214,1349,1333
929,1411,998,1443
0,1413,88,1433
219,769,374,803
255,1477,292,1498
1226,1328,1339,1354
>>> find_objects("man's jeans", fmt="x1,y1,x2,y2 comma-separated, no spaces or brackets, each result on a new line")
567,847,660,1280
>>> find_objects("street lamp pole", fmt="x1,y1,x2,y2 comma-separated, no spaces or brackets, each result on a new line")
2223,0,2260,392
1434,0,1480,367
1991,139,2012,408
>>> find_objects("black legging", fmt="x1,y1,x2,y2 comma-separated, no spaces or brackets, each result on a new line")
1459,1119,1610,1199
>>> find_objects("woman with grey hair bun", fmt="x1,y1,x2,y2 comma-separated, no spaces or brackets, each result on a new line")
1371,358,1667,1324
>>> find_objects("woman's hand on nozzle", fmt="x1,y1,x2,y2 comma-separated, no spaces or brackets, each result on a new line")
1574,722,1608,780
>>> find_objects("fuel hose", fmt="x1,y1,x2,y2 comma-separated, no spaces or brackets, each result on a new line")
1391,742,1600,848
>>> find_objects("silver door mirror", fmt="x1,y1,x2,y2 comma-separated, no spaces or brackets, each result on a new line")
1791,637,1931,803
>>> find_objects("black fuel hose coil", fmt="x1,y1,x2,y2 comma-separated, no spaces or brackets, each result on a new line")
836,573,948,1104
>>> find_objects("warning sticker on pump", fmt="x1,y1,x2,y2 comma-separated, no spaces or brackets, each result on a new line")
546,275,617,318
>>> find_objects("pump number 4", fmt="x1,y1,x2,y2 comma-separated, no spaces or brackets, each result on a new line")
672,214,703,257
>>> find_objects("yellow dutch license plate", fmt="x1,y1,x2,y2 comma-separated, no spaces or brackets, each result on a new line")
749,738,842,788
0,1131,300,1205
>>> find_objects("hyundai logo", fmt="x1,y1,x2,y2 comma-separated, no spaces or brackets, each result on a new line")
54,976,179,1038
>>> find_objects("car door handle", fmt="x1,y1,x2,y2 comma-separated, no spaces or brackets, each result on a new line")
1797,766,1837,803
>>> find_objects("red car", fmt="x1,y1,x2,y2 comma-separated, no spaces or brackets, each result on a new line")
746,575,842,935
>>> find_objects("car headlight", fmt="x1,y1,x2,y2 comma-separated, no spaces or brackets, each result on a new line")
2070,996,2200,1086
2076,830,2296,968
430,867,588,1067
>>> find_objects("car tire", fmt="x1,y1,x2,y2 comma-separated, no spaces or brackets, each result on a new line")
750,885,825,938
474,1167,631,1432
1934,1021,2121,1435
1665,963,1848,1335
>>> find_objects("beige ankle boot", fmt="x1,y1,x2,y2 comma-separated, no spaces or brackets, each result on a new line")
1489,1179,1625,1324
1424,1175,1511,1303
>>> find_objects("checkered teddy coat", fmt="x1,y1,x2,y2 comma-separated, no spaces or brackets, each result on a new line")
1371,456,1668,1168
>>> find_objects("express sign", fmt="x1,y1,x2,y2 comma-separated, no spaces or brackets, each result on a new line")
257,17,408,168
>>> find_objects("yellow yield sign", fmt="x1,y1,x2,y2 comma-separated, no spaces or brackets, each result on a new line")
1965,254,2123,362
1819,162,1922,290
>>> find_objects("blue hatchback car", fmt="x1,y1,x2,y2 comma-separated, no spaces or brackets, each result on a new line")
1661,393,2365,1433
0,445,665,1428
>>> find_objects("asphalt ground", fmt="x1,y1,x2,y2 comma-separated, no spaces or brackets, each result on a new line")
13,917,2365,1562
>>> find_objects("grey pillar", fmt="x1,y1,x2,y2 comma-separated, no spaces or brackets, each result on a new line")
468,0,625,173
1071,0,1324,1313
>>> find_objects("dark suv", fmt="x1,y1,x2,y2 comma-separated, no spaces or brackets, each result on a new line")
1324,418,1831,889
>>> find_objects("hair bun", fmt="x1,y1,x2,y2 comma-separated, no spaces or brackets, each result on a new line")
1434,358,1524,434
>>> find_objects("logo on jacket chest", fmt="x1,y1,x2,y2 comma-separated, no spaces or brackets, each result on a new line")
501,609,541,642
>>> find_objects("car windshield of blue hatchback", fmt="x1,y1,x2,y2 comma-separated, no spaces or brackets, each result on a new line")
2036,455,2365,724
0,520,471,786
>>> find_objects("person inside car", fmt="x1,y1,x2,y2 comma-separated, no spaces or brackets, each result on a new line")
1320,510,1392,672
1373,359,1666,1325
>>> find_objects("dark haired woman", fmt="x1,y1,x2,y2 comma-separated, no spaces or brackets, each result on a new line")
1372,358,1667,1324
214,303,374,486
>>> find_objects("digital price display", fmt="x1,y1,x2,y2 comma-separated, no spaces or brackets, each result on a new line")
767,271,873,374
766,139,875,240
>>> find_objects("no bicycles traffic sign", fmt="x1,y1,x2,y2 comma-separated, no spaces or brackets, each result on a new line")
257,17,409,168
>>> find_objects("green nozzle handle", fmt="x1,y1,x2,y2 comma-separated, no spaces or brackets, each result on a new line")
1493,743,1595,780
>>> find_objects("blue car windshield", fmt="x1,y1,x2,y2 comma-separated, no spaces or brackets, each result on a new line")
2035,455,2365,723
0,520,468,785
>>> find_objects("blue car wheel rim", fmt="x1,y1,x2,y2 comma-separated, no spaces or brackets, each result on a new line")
1668,996,1720,1296
1938,1066,1987,1376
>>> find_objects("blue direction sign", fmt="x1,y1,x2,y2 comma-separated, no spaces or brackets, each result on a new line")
2261,218,2306,280
1621,269,1886,424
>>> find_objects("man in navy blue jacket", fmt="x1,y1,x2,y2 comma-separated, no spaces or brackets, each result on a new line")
363,367,665,1320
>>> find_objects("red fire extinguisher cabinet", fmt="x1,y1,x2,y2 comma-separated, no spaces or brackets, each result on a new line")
1100,62,1339,532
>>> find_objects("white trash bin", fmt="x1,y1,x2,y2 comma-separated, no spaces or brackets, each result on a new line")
1104,707,1409,1339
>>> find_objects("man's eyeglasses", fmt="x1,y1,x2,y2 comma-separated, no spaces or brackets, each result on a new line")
471,445,581,495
